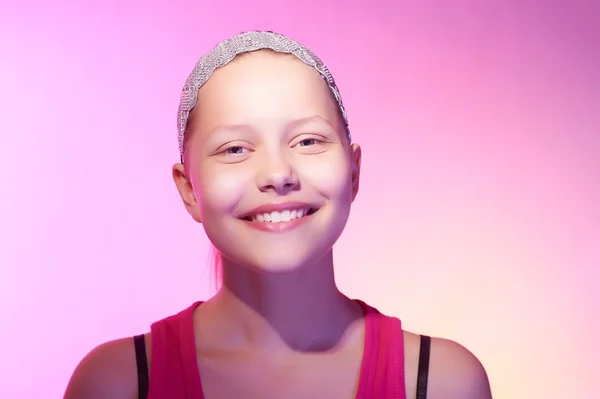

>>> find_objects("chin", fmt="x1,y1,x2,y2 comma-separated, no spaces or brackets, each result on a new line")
207,211,349,273
215,233,336,274
243,240,331,273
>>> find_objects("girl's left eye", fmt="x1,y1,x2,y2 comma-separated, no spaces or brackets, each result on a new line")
297,138,319,147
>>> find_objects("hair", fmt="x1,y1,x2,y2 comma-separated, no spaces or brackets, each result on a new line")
208,244,223,293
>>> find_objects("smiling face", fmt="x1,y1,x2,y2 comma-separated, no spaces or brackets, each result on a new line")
173,50,361,272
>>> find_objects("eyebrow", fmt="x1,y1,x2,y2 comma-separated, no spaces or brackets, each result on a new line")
208,115,335,137
285,115,335,131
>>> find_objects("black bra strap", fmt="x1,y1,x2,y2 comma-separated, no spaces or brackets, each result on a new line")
416,335,431,399
133,334,149,399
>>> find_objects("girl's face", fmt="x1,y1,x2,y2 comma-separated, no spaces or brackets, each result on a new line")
174,51,361,272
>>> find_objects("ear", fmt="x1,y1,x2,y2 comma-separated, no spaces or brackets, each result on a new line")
350,143,362,202
172,163,202,223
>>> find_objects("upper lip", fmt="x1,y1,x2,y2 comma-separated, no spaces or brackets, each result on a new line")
239,201,318,219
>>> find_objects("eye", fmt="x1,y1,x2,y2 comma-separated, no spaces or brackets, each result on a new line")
296,138,320,147
214,143,253,162
224,146,247,155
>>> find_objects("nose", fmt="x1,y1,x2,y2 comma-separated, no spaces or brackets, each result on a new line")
256,153,299,195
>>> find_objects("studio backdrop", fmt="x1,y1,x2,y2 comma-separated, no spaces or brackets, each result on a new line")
1,1,598,398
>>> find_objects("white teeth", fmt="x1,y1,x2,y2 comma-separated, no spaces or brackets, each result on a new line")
249,208,312,223
270,211,281,223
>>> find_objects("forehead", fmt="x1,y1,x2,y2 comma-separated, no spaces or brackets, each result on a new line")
191,51,342,134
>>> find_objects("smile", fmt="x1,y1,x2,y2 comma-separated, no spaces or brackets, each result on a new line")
244,208,318,223
239,202,320,233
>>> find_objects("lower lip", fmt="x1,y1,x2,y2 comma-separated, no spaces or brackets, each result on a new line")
241,214,314,233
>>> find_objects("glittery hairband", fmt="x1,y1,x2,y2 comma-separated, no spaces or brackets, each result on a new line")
176,30,351,162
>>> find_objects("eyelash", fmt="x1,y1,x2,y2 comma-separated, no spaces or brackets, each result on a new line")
217,136,325,157
223,146,248,155
295,138,320,147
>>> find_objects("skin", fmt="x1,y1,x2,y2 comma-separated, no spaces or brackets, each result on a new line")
64,51,492,399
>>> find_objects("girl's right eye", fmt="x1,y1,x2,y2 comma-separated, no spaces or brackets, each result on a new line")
216,144,252,160
225,146,246,155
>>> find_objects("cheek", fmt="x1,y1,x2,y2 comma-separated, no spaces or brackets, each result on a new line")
303,153,353,201
193,167,249,220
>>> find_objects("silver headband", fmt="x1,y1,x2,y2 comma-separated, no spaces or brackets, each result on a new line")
176,31,350,162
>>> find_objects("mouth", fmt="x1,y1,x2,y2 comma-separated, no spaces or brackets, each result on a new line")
242,207,319,224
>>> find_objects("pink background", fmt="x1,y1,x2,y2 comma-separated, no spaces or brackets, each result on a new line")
1,1,599,397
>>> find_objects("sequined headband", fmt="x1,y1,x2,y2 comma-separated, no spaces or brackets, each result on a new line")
176,30,351,162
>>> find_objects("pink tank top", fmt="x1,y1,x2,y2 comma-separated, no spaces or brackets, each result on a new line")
147,301,406,398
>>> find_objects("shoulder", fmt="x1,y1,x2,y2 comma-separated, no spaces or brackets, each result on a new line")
427,336,492,398
403,331,492,399
63,334,151,399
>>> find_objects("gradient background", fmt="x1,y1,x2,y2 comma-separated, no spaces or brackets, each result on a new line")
1,1,599,398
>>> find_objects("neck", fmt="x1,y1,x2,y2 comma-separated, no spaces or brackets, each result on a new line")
207,250,363,352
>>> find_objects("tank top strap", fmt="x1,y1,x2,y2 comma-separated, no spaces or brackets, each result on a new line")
148,301,204,399
356,301,407,399
376,313,406,398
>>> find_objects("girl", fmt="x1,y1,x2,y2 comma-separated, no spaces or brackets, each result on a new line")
64,31,492,399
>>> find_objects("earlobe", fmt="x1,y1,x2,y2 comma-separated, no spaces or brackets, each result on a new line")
172,163,203,223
